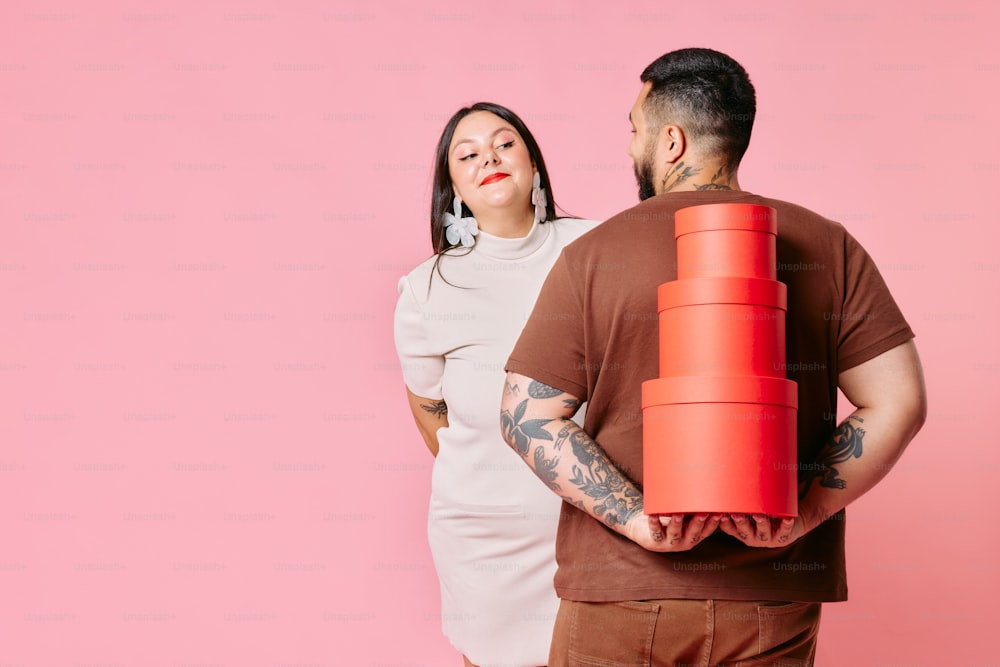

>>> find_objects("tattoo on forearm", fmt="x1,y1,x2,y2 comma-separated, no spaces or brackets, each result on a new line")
560,495,587,513
502,379,641,530
420,400,448,419
554,421,573,451
533,446,561,491
566,429,642,527
799,415,866,499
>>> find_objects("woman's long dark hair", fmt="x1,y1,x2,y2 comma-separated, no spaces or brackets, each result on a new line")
430,102,559,254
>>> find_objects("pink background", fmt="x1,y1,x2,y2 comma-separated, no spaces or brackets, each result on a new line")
2,1,997,664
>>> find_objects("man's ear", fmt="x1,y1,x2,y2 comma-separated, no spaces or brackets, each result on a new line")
658,124,685,165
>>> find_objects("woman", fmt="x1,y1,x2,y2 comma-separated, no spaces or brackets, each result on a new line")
393,102,599,667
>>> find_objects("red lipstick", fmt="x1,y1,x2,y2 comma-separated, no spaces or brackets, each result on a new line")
480,173,509,185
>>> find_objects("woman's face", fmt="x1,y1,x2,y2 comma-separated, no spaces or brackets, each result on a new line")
447,111,535,220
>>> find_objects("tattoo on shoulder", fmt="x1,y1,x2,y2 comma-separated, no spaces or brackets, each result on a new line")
798,418,865,498
419,400,448,419
503,379,520,397
528,380,563,399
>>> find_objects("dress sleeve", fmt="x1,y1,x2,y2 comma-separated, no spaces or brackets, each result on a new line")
393,275,445,399
837,231,915,371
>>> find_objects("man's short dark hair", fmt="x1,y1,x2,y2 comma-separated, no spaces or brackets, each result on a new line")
641,48,756,169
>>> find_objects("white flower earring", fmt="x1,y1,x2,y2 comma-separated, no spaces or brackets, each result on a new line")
531,172,548,224
443,196,479,248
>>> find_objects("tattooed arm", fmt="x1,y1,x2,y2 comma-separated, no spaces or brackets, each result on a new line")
501,372,720,552
720,340,927,547
404,387,448,457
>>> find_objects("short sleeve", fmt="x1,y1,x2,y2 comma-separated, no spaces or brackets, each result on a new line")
837,231,915,371
393,275,445,399
506,251,589,399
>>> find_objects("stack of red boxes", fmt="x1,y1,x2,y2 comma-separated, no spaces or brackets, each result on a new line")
641,203,798,517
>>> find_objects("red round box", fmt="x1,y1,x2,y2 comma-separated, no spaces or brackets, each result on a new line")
657,277,787,379
675,203,777,280
641,375,798,516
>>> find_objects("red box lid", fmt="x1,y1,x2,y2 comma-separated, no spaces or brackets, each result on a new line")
642,375,798,408
658,276,786,311
675,203,777,238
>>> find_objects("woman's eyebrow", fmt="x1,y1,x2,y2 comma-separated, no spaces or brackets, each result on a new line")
452,127,513,148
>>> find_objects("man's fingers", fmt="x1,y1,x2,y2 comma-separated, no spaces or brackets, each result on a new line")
636,513,735,552
684,513,709,544
702,513,723,539
665,513,685,545
731,514,751,540
719,514,750,542
648,515,664,541
752,514,771,543
775,516,795,543
719,514,798,548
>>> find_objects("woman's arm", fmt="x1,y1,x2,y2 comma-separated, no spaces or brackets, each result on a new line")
404,387,449,457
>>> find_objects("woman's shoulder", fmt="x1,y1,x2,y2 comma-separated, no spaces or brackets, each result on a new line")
396,254,438,306
400,253,439,282
396,249,475,308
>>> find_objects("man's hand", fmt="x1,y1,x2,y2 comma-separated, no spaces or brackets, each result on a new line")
719,514,806,548
625,512,723,552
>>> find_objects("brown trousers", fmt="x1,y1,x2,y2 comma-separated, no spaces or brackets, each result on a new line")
549,598,821,666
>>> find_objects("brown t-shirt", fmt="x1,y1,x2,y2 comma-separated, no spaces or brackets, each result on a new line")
506,190,914,603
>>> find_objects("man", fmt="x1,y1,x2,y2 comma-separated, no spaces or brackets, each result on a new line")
500,48,926,665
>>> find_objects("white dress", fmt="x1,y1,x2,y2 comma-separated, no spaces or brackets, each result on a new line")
394,218,600,667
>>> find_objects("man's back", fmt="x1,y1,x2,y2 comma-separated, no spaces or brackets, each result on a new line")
506,189,914,602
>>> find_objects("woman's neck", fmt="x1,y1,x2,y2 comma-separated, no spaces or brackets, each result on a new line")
474,206,536,238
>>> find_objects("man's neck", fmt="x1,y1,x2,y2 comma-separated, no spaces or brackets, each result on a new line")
659,161,740,194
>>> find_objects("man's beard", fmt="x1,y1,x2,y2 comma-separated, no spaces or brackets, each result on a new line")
634,142,658,201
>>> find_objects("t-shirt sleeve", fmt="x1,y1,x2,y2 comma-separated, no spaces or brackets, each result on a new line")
506,251,589,400
393,275,445,399
837,231,915,371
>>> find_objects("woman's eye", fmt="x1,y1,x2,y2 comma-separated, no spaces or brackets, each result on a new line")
458,153,477,161
497,141,514,150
